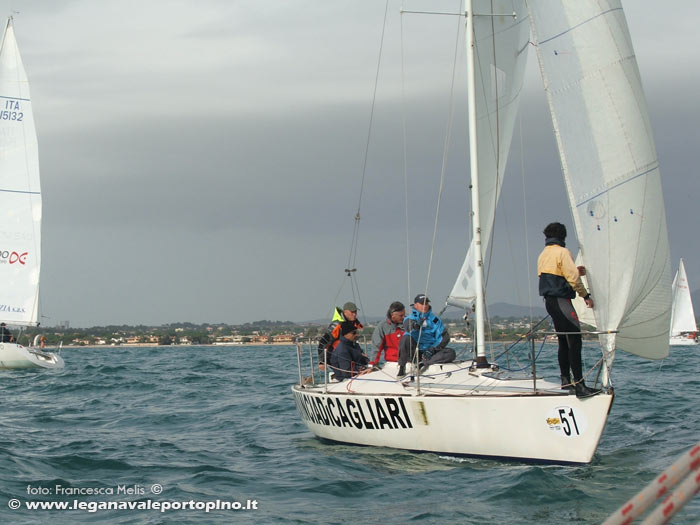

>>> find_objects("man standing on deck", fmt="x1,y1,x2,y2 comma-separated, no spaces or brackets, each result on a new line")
537,222,599,398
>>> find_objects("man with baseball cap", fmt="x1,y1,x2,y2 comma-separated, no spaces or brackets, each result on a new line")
397,294,454,378
330,321,370,380
317,301,363,369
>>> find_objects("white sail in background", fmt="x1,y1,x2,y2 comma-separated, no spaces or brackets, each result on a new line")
528,1,672,359
0,18,41,326
670,259,697,335
447,0,529,308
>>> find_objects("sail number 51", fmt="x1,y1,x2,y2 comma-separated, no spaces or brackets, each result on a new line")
546,406,587,437
558,408,580,436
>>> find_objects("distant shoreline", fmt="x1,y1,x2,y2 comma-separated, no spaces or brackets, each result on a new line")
59,341,302,349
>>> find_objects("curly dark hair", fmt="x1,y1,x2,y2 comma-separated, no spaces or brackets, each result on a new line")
543,222,567,239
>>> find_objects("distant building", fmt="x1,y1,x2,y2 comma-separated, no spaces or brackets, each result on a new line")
272,334,295,343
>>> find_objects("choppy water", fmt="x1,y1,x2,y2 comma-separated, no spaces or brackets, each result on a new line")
1,343,698,524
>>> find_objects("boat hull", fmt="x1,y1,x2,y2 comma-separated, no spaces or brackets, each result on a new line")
292,377,614,464
0,343,65,369
669,335,698,346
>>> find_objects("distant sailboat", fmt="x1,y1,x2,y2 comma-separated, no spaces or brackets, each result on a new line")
0,18,64,369
669,259,698,346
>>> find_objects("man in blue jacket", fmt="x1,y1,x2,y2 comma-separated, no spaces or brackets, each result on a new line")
397,295,455,378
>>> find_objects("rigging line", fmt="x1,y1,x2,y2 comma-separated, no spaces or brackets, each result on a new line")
349,272,367,326
348,213,361,274
400,3,412,307
344,0,390,284
331,276,348,318
354,0,390,218
518,112,534,324
423,0,463,299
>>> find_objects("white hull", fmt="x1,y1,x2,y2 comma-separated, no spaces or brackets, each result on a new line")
669,334,698,346
293,362,613,464
0,342,65,369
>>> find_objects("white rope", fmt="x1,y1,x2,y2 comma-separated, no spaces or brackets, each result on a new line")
400,3,412,308
519,113,534,324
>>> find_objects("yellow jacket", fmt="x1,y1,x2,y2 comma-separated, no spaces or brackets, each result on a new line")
537,243,588,299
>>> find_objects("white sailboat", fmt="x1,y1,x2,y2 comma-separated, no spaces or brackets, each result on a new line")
292,0,671,463
0,18,64,370
669,259,698,346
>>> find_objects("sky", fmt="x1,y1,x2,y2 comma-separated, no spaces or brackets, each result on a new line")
1,0,698,327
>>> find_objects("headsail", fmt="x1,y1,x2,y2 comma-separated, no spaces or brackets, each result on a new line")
0,18,42,326
447,0,530,308
528,1,672,359
670,259,697,335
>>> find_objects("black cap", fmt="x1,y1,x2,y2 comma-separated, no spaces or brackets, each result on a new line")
413,294,430,305
340,321,358,336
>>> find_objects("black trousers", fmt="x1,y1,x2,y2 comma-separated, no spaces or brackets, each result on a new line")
544,296,583,382
397,336,456,367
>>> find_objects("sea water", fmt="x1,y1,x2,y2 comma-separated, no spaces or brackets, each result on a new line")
0,343,698,524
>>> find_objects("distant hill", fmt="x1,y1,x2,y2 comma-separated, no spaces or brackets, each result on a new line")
486,302,547,318
437,302,546,320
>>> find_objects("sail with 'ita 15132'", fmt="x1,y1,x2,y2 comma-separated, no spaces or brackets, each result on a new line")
0,18,64,369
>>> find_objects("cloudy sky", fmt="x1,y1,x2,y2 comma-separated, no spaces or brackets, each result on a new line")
2,0,698,327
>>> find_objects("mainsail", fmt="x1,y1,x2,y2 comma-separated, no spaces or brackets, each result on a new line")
528,1,672,360
0,18,41,326
447,0,529,308
670,259,697,336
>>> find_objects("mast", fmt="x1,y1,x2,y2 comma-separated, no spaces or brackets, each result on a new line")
465,0,487,367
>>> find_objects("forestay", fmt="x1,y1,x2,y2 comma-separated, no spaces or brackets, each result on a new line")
447,0,530,308
0,19,42,326
528,1,672,360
